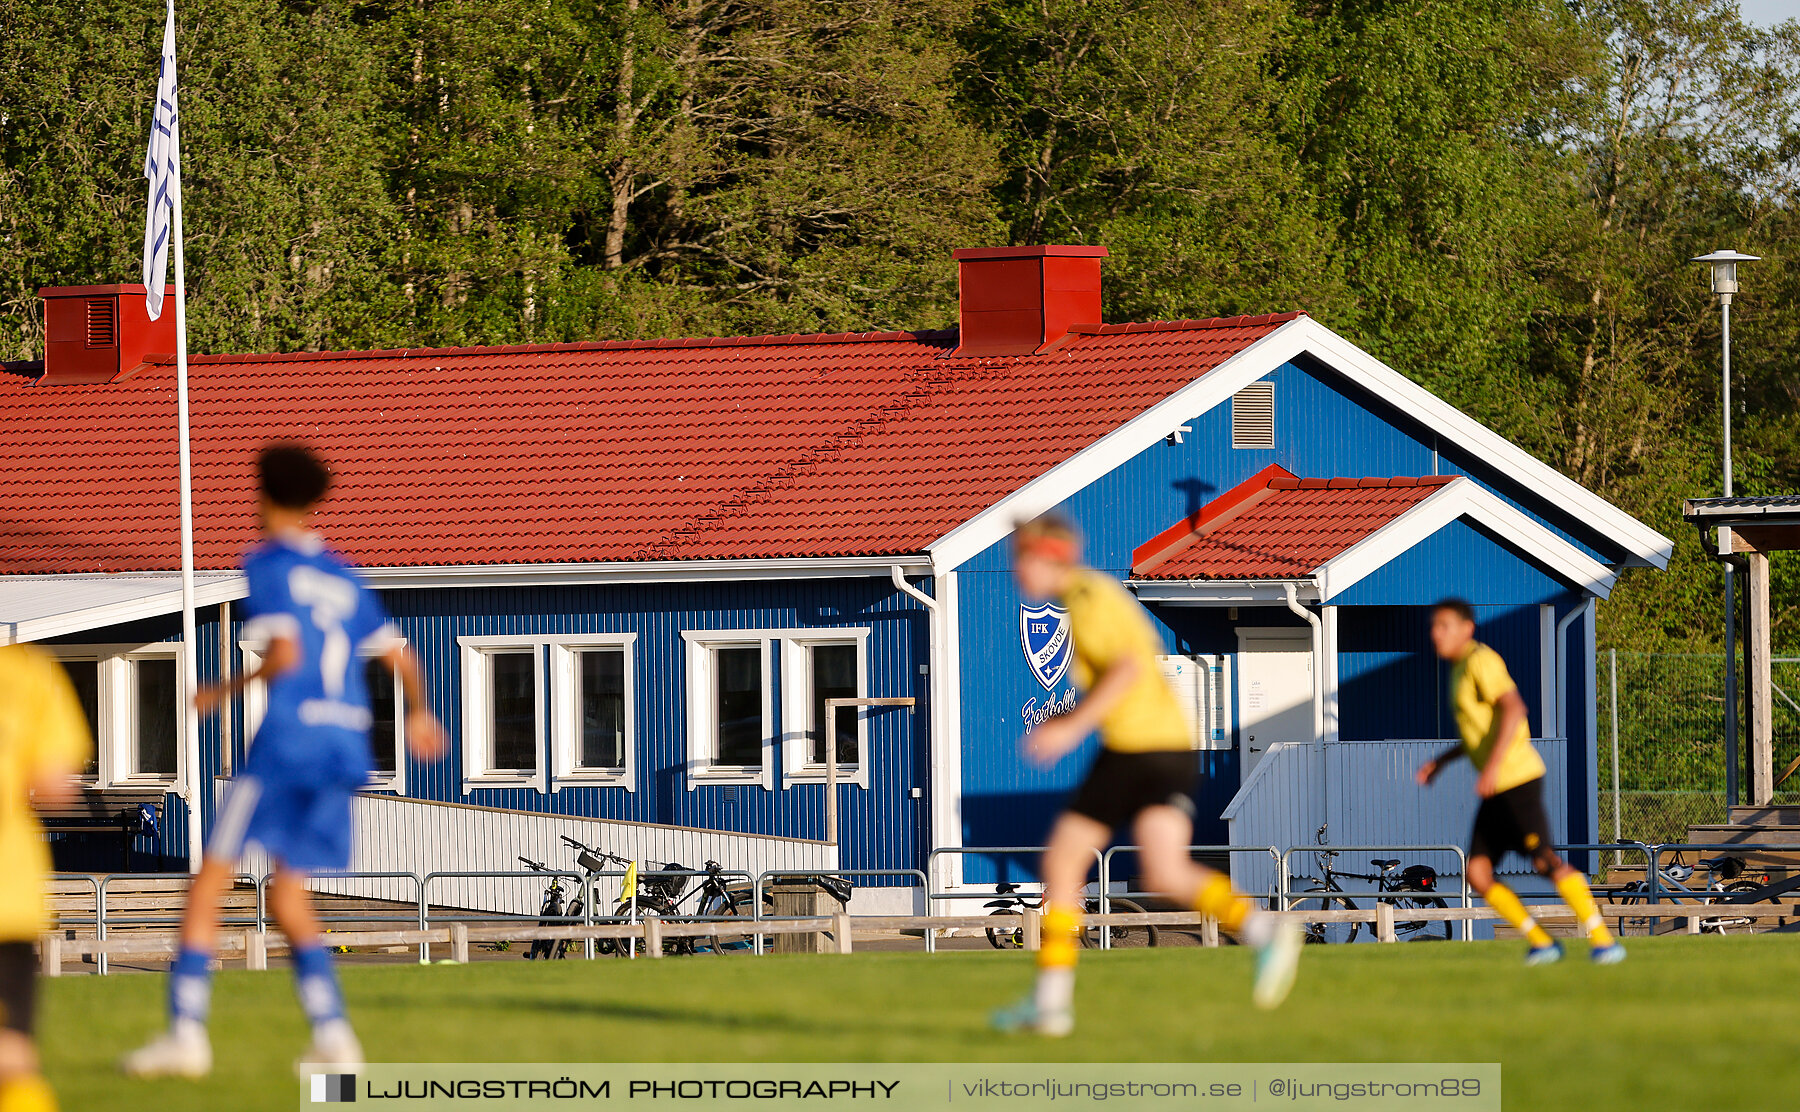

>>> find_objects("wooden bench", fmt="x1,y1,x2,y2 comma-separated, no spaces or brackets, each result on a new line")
38,789,164,870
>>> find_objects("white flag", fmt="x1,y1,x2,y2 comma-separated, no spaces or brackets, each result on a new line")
142,0,180,321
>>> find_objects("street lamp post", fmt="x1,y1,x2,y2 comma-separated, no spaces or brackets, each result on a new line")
1693,249,1758,809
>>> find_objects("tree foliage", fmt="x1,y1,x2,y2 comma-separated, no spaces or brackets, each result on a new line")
1,0,1796,646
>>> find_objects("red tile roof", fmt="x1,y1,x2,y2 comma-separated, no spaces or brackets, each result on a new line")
1133,466,1456,580
0,313,1303,573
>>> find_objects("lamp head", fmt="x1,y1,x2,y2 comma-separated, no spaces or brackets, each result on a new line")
1692,249,1760,303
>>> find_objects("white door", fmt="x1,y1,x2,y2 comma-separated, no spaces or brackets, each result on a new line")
1236,633,1315,783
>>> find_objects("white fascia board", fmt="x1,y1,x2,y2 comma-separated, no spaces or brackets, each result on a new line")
1314,478,1618,602
927,320,1309,571
1128,579,1321,606
1284,318,1672,569
924,315,1670,573
354,555,935,590
0,574,248,646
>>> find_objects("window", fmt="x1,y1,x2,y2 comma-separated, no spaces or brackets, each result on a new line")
58,658,101,778
133,657,180,777
809,644,859,764
546,635,637,791
715,647,764,767
488,650,538,773
45,645,180,786
458,640,545,790
241,641,407,792
576,650,626,770
780,634,871,788
683,633,774,788
1231,381,1275,449
466,634,639,794
366,659,399,780
684,628,872,791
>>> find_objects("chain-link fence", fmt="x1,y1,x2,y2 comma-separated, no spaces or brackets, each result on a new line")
1598,651,1800,847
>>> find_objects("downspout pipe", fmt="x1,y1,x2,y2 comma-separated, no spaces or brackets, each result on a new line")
1283,582,1327,838
1281,582,1326,748
890,565,939,612
1554,600,1591,741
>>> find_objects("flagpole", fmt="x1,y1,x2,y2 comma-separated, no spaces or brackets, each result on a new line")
170,78,201,878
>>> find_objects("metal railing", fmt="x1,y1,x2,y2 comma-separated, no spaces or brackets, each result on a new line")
44,839,1800,972
752,869,927,954
1278,844,1472,939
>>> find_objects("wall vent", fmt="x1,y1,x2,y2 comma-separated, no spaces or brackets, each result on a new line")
85,298,116,348
1231,381,1275,449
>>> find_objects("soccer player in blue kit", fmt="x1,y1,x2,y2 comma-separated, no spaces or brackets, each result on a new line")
123,444,446,1078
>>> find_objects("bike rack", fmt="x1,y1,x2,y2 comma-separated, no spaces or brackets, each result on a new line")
1279,844,1472,941
751,869,929,955
1095,845,1281,950
421,868,595,958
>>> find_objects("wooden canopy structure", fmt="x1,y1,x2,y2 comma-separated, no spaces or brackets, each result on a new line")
1684,495,1800,805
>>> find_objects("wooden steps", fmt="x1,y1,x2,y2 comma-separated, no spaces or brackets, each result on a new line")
43,878,431,939
1727,806,1800,826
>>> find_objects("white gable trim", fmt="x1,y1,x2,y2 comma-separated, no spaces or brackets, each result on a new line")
1278,318,1670,568
1314,478,1618,601
928,323,1306,570
926,316,1671,573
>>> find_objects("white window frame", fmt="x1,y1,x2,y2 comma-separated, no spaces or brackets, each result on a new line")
240,639,408,793
45,644,180,789
682,631,776,789
457,637,548,794
548,634,637,792
780,631,872,789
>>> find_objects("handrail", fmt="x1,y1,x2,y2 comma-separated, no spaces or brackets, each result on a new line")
1096,845,1281,950
95,871,257,975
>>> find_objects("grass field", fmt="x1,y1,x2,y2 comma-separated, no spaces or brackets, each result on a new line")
40,934,1798,1111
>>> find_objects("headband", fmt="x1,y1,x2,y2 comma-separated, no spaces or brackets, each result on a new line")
1016,534,1080,564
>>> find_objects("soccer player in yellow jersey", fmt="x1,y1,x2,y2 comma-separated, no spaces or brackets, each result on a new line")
1417,599,1624,965
993,514,1302,1036
0,643,93,1112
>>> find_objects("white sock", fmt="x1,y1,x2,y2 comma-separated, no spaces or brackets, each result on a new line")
171,1017,208,1043
312,1017,357,1045
1034,967,1074,1014
1240,912,1276,948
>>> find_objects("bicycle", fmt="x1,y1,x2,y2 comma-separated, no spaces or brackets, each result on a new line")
517,856,579,960
1290,827,1448,944
1614,842,1760,936
555,836,690,956
660,858,759,954
982,883,1158,949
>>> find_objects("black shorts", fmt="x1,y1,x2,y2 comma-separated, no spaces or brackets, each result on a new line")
1066,748,1199,831
0,941,35,1036
1469,778,1554,864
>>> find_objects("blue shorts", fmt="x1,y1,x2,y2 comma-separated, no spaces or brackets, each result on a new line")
208,773,353,873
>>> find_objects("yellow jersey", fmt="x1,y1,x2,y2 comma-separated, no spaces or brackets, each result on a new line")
1060,568,1193,753
0,644,92,941
1449,641,1544,793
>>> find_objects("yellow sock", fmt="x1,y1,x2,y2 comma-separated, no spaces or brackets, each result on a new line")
1038,903,1081,970
1555,872,1615,947
0,1074,59,1112
1193,873,1252,934
1484,882,1553,948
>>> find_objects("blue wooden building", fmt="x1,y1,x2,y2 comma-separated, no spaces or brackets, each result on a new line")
0,247,1670,910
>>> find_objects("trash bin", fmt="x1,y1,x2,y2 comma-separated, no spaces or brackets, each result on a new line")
769,882,833,953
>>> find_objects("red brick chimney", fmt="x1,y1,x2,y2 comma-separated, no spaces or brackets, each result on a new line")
951,245,1107,357
35,284,176,386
